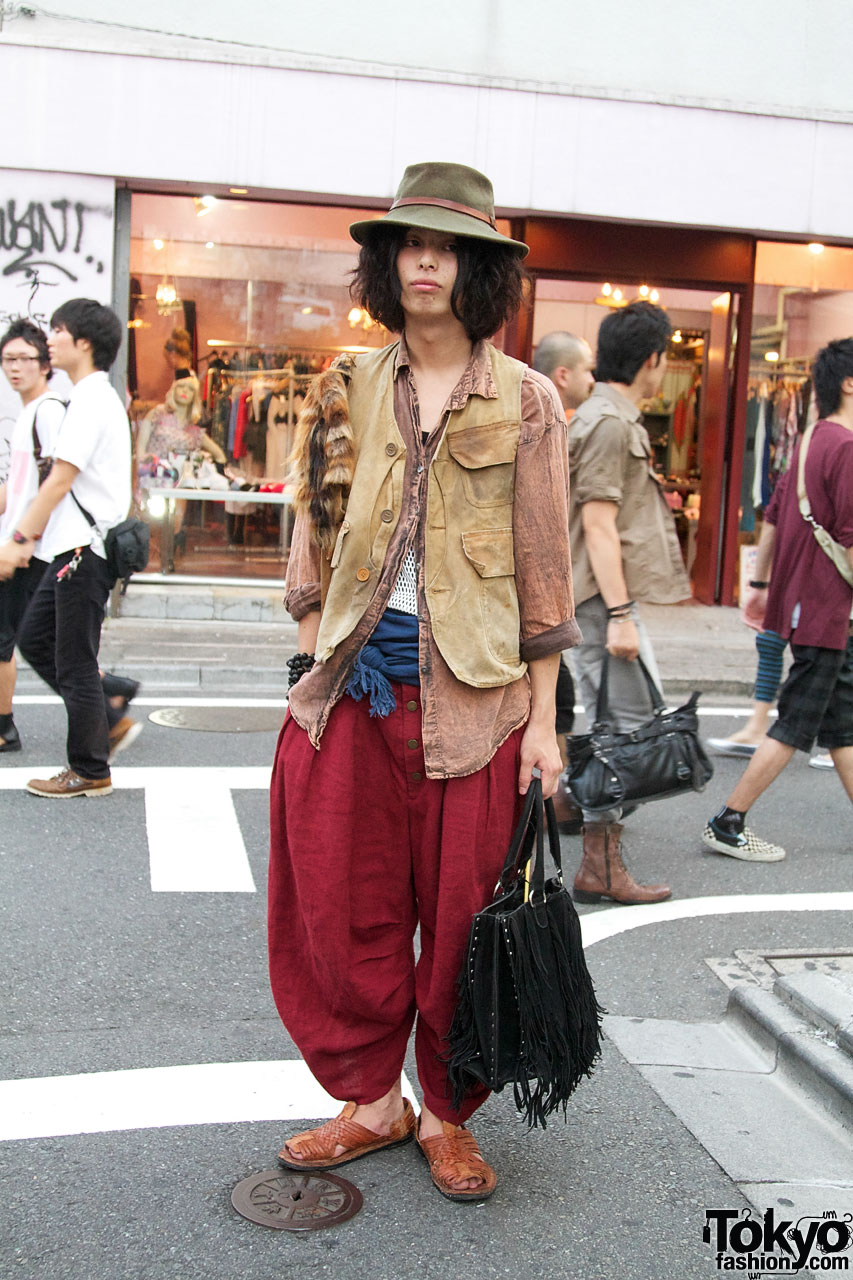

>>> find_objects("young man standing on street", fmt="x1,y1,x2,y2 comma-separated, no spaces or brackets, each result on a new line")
703,338,853,860
269,163,579,1200
0,319,68,753
0,299,134,796
567,300,691,904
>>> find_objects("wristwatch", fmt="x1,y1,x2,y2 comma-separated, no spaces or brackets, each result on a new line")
748,579,769,589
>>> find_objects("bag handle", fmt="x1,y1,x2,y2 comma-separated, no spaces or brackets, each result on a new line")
498,776,563,897
594,651,665,727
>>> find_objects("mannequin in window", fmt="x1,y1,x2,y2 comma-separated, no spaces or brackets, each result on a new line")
137,375,226,559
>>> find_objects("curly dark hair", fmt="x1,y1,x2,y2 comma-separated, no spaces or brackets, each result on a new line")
350,226,527,342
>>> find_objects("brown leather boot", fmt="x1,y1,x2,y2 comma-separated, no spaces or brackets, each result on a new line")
573,822,671,905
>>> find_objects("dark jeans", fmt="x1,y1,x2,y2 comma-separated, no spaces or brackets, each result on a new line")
18,547,118,779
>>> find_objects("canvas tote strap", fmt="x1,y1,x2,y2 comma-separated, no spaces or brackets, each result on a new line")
796,422,853,587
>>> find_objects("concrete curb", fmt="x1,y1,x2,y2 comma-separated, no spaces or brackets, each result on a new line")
730,983,853,1129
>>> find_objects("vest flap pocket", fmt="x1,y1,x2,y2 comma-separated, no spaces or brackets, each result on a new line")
461,527,515,578
447,421,518,469
330,521,350,569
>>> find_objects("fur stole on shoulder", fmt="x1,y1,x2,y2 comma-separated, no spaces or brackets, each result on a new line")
289,353,357,551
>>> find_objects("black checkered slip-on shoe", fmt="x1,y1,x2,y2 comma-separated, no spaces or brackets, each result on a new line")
701,822,785,862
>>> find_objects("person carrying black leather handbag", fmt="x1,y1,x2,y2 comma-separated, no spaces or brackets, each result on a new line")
445,776,603,1129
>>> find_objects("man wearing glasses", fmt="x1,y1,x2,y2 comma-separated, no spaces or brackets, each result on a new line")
0,319,67,753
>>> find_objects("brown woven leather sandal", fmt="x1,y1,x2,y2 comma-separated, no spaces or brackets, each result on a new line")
278,1099,416,1170
417,1120,497,1202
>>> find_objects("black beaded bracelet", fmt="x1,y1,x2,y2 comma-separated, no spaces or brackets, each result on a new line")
287,652,315,689
748,580,770,589
606,600,635,618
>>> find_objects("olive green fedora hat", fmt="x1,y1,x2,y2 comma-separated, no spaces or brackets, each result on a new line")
349,162,529,258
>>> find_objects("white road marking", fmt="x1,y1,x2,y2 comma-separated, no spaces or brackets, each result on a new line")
13,695,287,707
580,891,853,947
0,765,270,789
0,766,269,893
0,1061,418,1142
1,893,850,1142
146,778,256,892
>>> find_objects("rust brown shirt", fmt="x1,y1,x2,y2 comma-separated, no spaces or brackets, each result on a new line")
285,337,581,779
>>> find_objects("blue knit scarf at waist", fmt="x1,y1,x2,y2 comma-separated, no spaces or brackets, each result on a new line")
346,608,420,717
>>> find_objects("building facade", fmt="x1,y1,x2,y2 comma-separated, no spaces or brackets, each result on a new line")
3,1,853,598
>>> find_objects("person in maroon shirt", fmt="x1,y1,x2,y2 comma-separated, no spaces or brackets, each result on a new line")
703,338,853,861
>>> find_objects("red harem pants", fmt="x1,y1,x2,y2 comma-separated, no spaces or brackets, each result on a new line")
268,685,524,1123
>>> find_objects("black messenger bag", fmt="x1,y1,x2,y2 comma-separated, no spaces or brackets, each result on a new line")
564,653,713,811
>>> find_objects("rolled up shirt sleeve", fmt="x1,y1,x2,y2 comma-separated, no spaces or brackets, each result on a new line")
283,513,322,620
514,370,582,661
570,414,629,507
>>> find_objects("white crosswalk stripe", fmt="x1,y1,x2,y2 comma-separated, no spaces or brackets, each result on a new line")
0,765,269,893
0,1061,419,1142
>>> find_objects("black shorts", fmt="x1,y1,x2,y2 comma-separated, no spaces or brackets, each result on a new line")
768,634,853,753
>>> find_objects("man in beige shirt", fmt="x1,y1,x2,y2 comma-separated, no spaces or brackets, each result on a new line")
568,301,691,904
533,330,594,824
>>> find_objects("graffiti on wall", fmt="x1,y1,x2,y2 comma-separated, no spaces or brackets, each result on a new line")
0,172,114,331
0,171,115,472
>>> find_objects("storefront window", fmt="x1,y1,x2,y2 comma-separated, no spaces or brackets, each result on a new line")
129,194,390,580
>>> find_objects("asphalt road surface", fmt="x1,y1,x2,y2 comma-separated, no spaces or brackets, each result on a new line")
2,689,851,1280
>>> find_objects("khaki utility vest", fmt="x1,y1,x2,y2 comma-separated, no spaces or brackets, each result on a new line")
314,341,527,688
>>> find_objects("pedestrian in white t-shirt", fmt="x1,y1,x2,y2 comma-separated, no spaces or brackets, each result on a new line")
0,299,139,796
0,319,66,753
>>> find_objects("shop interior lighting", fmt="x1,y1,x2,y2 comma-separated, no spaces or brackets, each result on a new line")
649,288,660,303
152,238,164,251
348,306,376,331
638,284,650,297
672,330,683,343
808,243,825,255
765,350,780,363
300,306,314,314
229,187,248,195
601,283,612,296
194,195,217,217
146,495,167,519
205,241,215,249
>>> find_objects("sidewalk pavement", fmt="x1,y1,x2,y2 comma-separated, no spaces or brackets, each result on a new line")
17,581,769,698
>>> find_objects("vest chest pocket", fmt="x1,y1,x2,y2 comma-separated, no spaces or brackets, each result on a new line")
461,527,520,665
447,421,518,508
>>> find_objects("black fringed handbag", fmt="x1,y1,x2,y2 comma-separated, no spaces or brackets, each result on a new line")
564,654,713,811
444,777,603,1129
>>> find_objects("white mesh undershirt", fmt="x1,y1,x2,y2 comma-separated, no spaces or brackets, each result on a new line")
386,548,418,615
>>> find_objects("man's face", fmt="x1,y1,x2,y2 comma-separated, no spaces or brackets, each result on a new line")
47,323,83,376
560,343,595,411
396,228,460,324
0,337,48,399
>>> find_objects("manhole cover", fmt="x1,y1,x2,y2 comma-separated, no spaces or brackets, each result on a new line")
231,1169,362,1231
148,706,285,733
